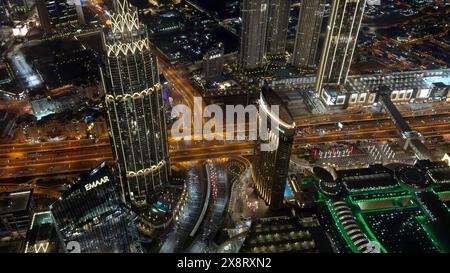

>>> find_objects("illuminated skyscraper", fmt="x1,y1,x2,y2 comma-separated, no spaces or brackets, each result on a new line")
239,0,269,70
292,0,326,70
253,85,295,210
266,0,291,56
316,0,366,95
101,0,170,204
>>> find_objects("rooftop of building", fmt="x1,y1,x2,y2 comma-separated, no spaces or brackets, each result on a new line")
261,84,295,129
0,190,33,215
337,164,399,192
347,69,450,93
269,68,450,97
416,160,450,183
240,216,331,253
24,211,60,253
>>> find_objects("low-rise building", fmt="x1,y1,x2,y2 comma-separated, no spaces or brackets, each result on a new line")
0,109,16,138
0,190,34,237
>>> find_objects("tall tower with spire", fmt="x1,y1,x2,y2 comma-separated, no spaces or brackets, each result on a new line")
100,0,170,205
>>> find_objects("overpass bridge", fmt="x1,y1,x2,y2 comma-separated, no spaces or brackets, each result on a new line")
378,86,433,161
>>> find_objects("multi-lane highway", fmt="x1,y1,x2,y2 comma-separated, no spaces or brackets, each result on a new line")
295,122,450,144
1,113,448,179
294,102,450,127
0,138,254,179
0,139,113,179
151,43,200,110
295,114,450,144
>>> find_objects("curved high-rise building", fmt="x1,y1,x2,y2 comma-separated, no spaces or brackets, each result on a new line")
253,85,295,210
100,0,170,204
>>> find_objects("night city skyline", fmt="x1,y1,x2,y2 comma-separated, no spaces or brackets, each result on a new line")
1,0,450,265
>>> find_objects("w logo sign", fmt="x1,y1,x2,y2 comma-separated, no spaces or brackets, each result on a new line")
34,242,49,253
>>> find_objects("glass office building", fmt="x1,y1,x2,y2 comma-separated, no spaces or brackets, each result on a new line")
50,163,140,253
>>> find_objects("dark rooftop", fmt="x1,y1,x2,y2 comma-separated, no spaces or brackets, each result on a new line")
0,190,33,215
395,165,429,189
24,211,60,253
337,164,399,192
415,192,450,252
416,160,450,183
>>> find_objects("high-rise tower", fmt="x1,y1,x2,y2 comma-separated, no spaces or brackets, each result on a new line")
316,0,366,96
101,0,170,204
239,0,269,70
36,0,81,34
292,0,326,70
46,0,78,28
265,0,291,56
253,85,295,210
35,0,52,34
202,44,224,82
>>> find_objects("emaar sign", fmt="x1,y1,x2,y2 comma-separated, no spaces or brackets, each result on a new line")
84,176,110,191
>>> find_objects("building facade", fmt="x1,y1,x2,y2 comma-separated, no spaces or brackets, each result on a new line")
50,163,140,253
239,0,270,70
316,0,366,96
47,0,78,28
35,0,52,34
0,0,31,23
101,0,170,203
292,0,326,70
36,0,80,34
202,44,224,82
265,0,291,56
253,85,295,210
